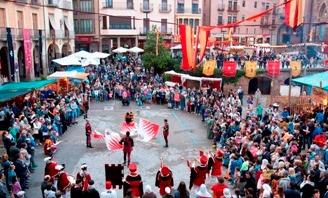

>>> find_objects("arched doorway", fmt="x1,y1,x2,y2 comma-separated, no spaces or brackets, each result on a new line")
319,3,327,18
0,47,10,80
17,46,26,81
61,43,72,57
248,76,271,95
48,43,60,73
33,45,42,77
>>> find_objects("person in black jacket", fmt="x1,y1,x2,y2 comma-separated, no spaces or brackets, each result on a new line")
84,180,100,198
71,179,84,198
284,182,300,198
15,153,28,190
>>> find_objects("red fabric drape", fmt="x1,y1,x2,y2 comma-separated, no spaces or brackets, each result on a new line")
222,61,237,77
285,0,304,31
179,24,194,71
267,61,281,77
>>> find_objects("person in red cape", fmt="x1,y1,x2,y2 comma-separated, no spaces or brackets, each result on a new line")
163,119,169,148
56,164,71,197
314,132,327,148
208,149,224,178
211,176,229,198
123,163,143,197
155,164,174,196
85,118,93,148
188,153,208,190
44,155,58,183
120,131,134,166
76,163,92,192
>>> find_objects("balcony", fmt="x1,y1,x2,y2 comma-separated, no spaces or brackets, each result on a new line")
16,0,27,4
272,8,278,15
260,22,270,28
140,3,153,13
30,0,41,6
159,4,171,13
0,28,7,41
271,24,277,28
109,24,133,29
47,0,58,7
15,29,23,40
102,2,134,9
30,29,39,40
217,4,225,11
139,27,150,35
177,8,201,14
61,0,72,9
46,29,65,39
227,5,240,12
217,19,224,25
160,27,172,35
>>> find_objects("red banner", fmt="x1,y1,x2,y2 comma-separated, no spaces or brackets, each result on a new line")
222,61,237,77
179,24,194,71
325,60,328,70
23,29,33,78
267,61,281,77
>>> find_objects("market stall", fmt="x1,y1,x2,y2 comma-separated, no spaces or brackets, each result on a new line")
47,71,89,93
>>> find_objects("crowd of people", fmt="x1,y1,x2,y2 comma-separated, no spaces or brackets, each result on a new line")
1,53,328,198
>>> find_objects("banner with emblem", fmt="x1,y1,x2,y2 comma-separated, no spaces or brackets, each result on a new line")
290,61,302,77
203,60,216,76
6,28,15,81
222,61,237,77
245,61,257,78
267,61,281,77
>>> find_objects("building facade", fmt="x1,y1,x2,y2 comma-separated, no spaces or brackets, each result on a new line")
0,0,74,82
175,0,203,35
311,0,327,42
99,0,174,52
73,0,100,52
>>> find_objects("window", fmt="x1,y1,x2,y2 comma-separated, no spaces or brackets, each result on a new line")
266,3,270,10
232,15,237,22
105,0,112,8
0,8,5,27
102,16,107,29
261,17,264,24
246,28,248,34
80,1,92,12
272,18,276,25
194,19,199,34
177,3,184,13
242,0,245,7
189,18,194,27
178,18,183,24
74,19,78,32
127,0,133,9
218,15,223,24
227,15,232,24
242,14,245,21
254,28,256,34
228,1,232,8
184,18,188,24
254,2,257,8
109,16,131,29
80,19,93,33
192,3,199,13
238,28,240,34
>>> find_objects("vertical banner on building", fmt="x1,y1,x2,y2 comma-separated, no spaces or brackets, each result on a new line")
245,61,257,78
267,61,281,77
38,30,43,74
290,61,302,77
179,24,194,71
23,29,33,78
222,61,237,77
203,60,216,76
6,28,15,81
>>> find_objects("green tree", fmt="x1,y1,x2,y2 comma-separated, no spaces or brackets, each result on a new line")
143,26,174,73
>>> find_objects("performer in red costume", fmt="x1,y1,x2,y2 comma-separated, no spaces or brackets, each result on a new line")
120,131,134,166
56,164,71,198
188,153,208,190
155,158,174,196
208,149,224,177
85,118,93,148
76,163,92,192
44,155,58,183
123,163,143,197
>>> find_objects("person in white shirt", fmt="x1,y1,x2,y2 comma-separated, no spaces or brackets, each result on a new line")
100,181,117,198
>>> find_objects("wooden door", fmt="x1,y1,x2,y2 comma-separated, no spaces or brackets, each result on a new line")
17,11,24,29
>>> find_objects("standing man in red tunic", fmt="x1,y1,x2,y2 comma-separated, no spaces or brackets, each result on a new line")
44,155,58,183
155,160,174,196
123,163,143,197
188,155,208,190
76,163,92,192
56,164,71,198
208,149,224,179
163,119,169,148
120,131,134,166
85,118,93,148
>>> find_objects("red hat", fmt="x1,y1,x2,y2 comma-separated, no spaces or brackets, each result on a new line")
161,166,170,176
105,181,112,189
200,155,208,165
129,163,137,172
217,149,225,158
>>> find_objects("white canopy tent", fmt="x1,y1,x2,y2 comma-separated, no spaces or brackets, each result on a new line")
52,56,82,66
81,58,100,67
128,46,144,53
92,52,110,59
170,44,182,50
113,47,128,53
69,50,94,59
47,71,78,80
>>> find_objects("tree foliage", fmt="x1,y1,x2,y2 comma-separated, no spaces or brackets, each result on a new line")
143,26,174,73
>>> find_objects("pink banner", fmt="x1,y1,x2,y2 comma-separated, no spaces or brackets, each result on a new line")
23,29,32,78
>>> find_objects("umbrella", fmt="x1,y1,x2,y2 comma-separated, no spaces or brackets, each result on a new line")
69,50,94,59
113,47,128,53
128,46,144,53
81,58,100,67
92,52,110,59
52,56,81,66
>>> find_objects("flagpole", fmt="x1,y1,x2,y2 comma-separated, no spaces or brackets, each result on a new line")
288,67,292,114
193,26,200,73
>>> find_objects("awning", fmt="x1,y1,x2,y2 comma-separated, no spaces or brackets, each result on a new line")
72,72,89,80
64,17,72,31
292,71,328,88
47,71,89,80
49,14,57,30
0,80,57,92
0,89,31,102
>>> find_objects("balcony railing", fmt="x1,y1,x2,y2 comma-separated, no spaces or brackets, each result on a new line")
16,0,28,4
30,29,39,40
102,2,134,9
109,24,133,29
140,3,153,12
159,4,171,13
160,27,172,35
47,0,58,7
217,19,224,25
46,29,65,39
272,8,278,15
0,28,7,40
177,8,201,14
31,0,41,5
260,22,270,28
227,5,240,12
15,28,23,40
217,4,225,11
139,27,149,35
61,0,72,9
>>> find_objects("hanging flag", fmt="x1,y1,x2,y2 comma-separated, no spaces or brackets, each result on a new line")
198,27,209,66
105,131,123,151
179,24,194,71
227,28,233,41
245,61,257,78
156,30,160,56
93,130,105,140
290,61,302,77
38,30,43,74
138,118,160,142
285,0,304,30
222,61,237,77
267,61,281,77
23,29,33,79
120,122,138,136
6,28,15,81
203,60,216,76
